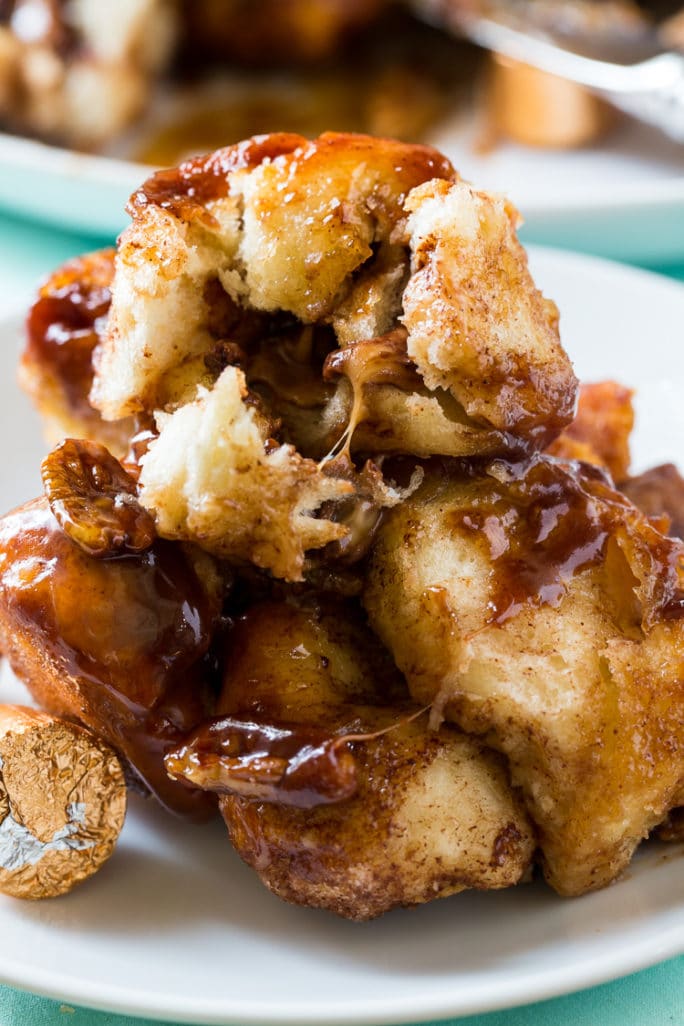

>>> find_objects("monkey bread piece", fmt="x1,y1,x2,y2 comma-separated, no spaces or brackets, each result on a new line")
19,250,133,457
137,365,354,581
364,454,684,897
0,495,223,820
91,132,575,572
93,132,573,441
547,380,635,483
91,132,454,420
166,598,535,920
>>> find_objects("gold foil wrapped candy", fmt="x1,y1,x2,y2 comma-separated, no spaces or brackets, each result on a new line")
0,705,126,899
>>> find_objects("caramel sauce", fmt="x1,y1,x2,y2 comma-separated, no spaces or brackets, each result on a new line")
165,716,358,808
249,325,335,412
133,127,454,229
129,133,307,224
23,250,114,419
321,327,422,462
0,499,222,818
323,327,421,395
451,455,684,628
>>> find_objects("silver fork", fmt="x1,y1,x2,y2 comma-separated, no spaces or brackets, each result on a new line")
411,0,684,143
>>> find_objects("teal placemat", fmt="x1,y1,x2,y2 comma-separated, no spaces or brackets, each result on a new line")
2,955,682,1025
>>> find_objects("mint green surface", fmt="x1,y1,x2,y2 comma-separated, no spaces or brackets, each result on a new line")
0,211,683,1025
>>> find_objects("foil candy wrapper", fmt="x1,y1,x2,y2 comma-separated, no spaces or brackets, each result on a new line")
0,707,126,899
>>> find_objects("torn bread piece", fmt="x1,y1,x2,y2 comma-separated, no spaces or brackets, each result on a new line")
92,133,575,452
138,366,353,580
90,132,575,571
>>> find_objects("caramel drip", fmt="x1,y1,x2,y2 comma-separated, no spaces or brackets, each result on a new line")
24,251,114,418
450,456,684,628
129,133,307,224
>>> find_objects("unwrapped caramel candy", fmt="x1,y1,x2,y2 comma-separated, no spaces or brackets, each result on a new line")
0,705,126,899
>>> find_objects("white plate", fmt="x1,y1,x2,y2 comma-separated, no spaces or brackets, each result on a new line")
0,247,684,1025
2,115,684,261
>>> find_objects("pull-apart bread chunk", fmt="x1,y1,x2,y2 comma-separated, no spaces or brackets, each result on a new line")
85,132,576,580
364,454,684,896
165,597,535,919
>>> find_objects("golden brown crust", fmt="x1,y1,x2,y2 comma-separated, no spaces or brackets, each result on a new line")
402,178,576,448
198,598,535,919
364,455,684,896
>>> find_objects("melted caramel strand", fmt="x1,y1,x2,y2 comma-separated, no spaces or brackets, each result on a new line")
323,327,420,393
321,327,421,462
165,706,429,809
315,456,415,567
450,455,684,628
128,133,308,224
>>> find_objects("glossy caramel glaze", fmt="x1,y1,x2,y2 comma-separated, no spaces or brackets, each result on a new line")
0,498,224,818
167,596,407,807
205,597,534,919
166,715,358,808
129,133,309,224
130,131,455,228
22,249,114,423
449,455,684,628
